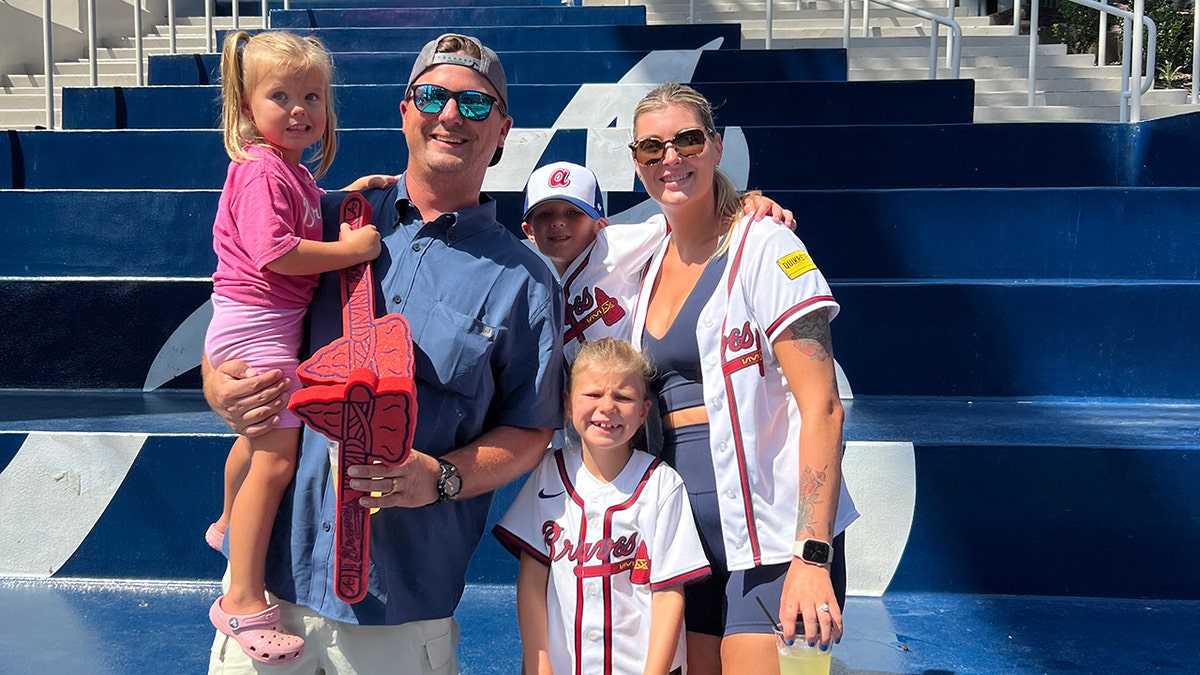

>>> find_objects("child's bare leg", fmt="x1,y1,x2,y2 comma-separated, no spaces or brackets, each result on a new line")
220,426,300,616
216,435,252,531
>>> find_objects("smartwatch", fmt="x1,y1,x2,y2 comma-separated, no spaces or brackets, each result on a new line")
435,458,462,503
793,539,834,565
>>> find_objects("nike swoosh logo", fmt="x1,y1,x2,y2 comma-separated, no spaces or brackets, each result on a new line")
538,489,565,499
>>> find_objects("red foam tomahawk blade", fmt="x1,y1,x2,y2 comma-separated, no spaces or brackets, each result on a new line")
288,193,418,604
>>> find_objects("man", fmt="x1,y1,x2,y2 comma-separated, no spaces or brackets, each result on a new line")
204,34,563,674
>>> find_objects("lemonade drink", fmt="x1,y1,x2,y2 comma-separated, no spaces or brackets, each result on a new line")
778,647,831,675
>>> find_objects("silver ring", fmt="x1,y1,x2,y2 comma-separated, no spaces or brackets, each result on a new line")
817,603,831,613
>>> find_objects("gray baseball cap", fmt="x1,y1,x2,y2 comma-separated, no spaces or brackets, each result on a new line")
406,33,508,113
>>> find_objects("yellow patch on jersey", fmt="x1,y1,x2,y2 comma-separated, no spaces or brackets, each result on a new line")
776,250,816,279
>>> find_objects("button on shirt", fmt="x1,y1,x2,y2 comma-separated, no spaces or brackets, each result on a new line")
262,176,564,626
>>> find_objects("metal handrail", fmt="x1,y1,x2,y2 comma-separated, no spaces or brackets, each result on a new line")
843,0,963,79
42,0,53,129
36,0,288,129
1031,0,1155,123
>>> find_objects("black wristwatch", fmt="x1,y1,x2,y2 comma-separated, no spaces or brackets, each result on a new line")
435,458,462,503
793,539,834,565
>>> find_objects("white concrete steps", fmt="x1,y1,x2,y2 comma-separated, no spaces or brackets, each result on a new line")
0,16,261,129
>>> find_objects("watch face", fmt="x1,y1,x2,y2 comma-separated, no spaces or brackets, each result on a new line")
803,539,832,563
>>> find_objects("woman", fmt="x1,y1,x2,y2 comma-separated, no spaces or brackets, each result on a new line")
626,83,858,674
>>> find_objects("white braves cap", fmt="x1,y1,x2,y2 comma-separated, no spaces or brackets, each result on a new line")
522,161,605,222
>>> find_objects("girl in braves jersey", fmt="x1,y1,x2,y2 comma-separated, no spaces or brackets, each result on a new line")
625,83,859,675
494,338,711,675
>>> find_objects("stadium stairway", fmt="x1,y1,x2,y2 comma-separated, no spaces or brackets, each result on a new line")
590,0,1200,121
2,1,1200,673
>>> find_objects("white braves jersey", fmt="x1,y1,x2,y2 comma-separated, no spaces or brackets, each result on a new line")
630,216,860,571
494,447,710,675
560,218,666,365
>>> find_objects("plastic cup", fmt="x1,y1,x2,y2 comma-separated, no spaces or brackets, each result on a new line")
776,632,832,675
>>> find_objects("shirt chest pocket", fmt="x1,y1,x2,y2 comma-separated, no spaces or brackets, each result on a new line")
412,300,498,397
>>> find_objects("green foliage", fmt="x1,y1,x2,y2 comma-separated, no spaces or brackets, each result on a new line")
1051,0,1195,88
1052,1,1102,58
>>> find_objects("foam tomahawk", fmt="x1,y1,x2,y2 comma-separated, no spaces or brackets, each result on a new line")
288,193,417,604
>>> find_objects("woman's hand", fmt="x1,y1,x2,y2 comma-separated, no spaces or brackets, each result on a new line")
779,557,843,650
341,173,400,192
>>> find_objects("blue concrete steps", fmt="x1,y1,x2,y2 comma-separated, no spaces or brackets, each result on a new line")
0,120,1180,187
3,579,1198,673
214,23,743,53
3,1,1200,672
148,48,850,86
61,80,975,130
267,5,648,27
12,117,1200,189
2,391,1198,598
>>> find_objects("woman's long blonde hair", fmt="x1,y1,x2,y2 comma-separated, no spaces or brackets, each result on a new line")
220,30,338,179
632,82,759,256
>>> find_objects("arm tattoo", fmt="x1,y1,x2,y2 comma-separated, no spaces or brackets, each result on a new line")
786,310,833,362
797,464,828,538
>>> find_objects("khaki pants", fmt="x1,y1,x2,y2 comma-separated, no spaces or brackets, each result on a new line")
208,577,459,674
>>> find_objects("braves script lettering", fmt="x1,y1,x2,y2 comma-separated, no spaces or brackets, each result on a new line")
542,520,640,564
721,321,765,377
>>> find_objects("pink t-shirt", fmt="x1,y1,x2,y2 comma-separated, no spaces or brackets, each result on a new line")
211,144,325,308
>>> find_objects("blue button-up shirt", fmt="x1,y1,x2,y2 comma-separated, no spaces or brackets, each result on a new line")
262,177,563,625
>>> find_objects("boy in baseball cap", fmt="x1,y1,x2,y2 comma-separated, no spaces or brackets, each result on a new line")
522,161,662,365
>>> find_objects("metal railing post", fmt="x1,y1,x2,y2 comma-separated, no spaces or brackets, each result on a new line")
1013,0,1021,36
945,0,954,70
87,0,98,86
134,0,144,86
1121,17,1132,122
233,0,240,30
42,0,54,129
689,0,696,24
205,0,213,53
929,23,939,78
1193,4,1199,103
169,0,177,54
1130,0,1143,122
1098,11,1108,66
843,0,852,49
1028,0,1039,105
262,0,268,29
863,0,871,38
766,0,774,49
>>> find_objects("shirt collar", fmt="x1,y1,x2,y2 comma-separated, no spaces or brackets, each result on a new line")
391,174,498,239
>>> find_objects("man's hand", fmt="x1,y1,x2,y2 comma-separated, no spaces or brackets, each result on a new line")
202,357,289,437
347,450,441,509
741,192,796,231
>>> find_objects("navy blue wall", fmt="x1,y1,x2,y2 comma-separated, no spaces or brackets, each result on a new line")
214,24,743,53
268,6,647,27
16,117,1200,190
63,80,974,130
150,49,849,87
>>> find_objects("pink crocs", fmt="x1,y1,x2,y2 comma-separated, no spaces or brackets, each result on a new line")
205,522,226,552
209,597,305,665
